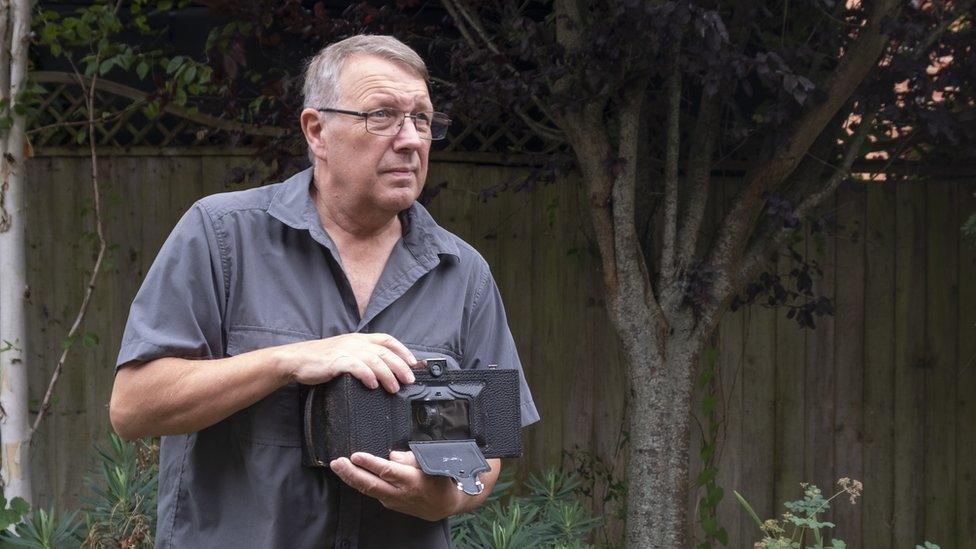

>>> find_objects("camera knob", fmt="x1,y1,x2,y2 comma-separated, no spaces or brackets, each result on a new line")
427,358,447,377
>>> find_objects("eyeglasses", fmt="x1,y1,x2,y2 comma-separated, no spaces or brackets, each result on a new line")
318,107,452,140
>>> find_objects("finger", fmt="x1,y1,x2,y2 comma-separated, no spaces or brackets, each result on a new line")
389,450,420,468
364,333,418,367
330,457,398,499
371,344,415,384
351,452,420,485
336,356,379,390
361,353,400,393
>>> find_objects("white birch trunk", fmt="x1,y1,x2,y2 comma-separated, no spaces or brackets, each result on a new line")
0,0,33,504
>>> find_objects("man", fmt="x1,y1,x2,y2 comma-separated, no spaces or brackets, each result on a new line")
110,35,539,548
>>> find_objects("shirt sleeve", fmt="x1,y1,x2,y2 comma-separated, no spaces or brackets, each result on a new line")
116,202,227,369
462,266,540,427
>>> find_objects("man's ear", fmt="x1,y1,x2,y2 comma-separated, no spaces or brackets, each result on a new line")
300,108,327,162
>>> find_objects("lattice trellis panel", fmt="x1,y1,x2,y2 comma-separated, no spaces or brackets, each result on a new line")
31,72,562,156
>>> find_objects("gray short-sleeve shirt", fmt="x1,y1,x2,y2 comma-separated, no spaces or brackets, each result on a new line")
116,168,539,548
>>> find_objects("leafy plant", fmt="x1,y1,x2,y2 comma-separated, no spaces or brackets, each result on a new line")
693,346,727,547
451,467,601,549
2,508,82,549
564,447,627,547
963,213,976,245
0,494,31,530
80,434,158,548
734,478,864,549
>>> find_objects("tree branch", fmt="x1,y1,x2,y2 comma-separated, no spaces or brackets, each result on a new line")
30,0,121,437
695,110,875,343
660,55,681,292
704,0,899,308
675,0,753,273
674,88,720,269
612,77,666,324
443,0,501,55
441,0,563,143
563,101,616,289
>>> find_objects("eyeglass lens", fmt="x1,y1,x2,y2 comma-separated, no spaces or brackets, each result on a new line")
367,110,449,140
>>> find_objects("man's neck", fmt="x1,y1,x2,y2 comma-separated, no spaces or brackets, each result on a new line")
311,180,404,248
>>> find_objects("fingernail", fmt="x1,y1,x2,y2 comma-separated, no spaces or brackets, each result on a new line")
406,372,415,383
409,355,418,365
370,380,379,390
391,382,400,392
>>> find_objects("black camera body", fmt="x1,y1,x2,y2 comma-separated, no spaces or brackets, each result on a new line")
301,359,523,482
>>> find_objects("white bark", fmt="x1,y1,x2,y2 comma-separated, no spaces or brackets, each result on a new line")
0,0,33,504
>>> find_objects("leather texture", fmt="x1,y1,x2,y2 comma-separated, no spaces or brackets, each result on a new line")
302,367,522,467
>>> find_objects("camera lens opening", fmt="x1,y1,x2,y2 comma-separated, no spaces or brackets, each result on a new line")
410,399,471,441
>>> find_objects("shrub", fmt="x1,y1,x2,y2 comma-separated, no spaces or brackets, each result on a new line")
451,468,602,548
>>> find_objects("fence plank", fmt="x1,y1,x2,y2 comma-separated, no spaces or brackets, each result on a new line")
892,182,927,543
862,182,896,546
774,237,807,519
739,302,777,538
805,193,837,521
956,184,976,548
529,178,566,466
833,185,866,543
923,180,959,540
18,156,976,546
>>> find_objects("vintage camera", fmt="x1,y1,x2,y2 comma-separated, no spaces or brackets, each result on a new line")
301,359,523,494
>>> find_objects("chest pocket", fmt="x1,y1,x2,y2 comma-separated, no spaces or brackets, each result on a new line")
403,344,461,372
225,326,315,447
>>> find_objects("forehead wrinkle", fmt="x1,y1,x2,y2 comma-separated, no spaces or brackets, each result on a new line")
345,74,430,109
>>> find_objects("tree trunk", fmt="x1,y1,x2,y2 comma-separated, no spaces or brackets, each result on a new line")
620,318,698,548
0,0,33,504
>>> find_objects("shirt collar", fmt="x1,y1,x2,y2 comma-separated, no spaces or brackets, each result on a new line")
266,167,460,261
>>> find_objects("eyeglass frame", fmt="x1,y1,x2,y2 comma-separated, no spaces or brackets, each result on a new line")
316,107,452,141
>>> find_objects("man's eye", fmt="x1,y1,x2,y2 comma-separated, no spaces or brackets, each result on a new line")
370,109,396,119
413,112,432,123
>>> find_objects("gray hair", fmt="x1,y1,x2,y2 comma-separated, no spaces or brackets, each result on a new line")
302,35,429,110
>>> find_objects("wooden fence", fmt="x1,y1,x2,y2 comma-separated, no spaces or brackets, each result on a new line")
20,152,976,547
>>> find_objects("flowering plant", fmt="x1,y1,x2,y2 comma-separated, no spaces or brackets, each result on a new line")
733,478,863,549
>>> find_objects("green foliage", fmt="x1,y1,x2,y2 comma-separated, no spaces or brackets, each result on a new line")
0,435,157,548
695,346,728,547
564,439,628,547
963,213,976,245
451,468,601,549
28,0,217,143
0,494,31,530
3,435,596,549
734,479,865,549
1,508,82,548
81,434,158,547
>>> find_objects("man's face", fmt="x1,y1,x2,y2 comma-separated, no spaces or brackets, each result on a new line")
316,54,432,215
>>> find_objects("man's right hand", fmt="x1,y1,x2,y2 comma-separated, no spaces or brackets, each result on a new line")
277,332,420,393
111,332,421,440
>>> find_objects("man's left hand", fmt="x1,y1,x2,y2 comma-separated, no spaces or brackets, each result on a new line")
330,451,499,521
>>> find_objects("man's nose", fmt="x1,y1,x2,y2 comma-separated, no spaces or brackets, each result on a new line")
392,116,425,150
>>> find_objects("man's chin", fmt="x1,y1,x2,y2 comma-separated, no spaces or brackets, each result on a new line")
381,187,423,212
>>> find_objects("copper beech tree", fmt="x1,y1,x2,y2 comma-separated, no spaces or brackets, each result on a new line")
431,1,974,546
